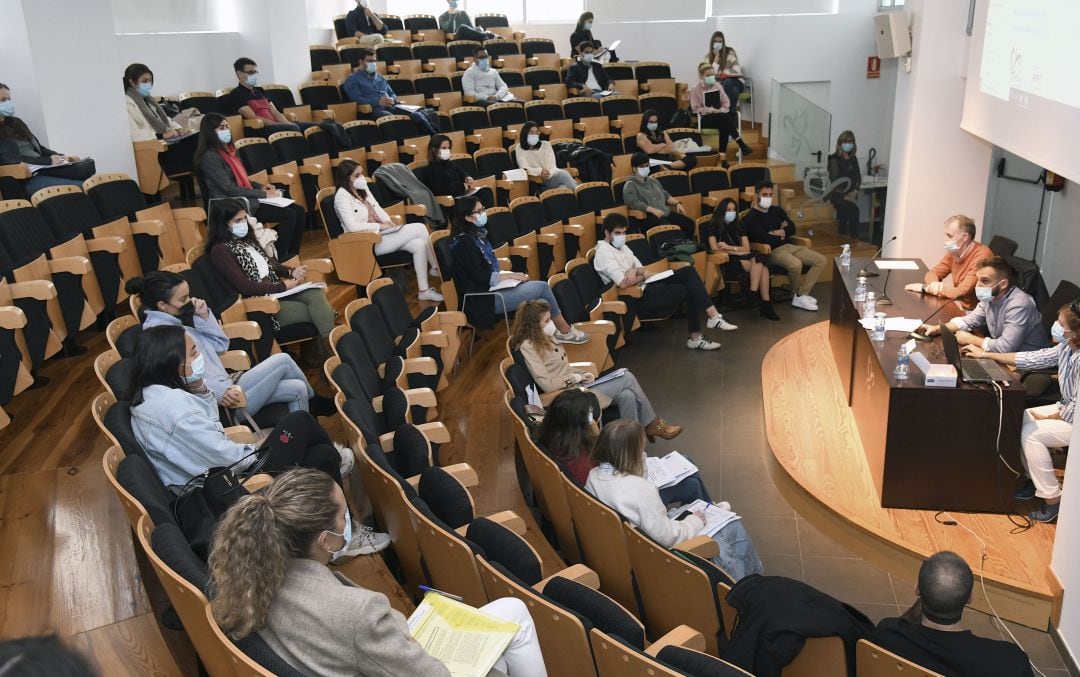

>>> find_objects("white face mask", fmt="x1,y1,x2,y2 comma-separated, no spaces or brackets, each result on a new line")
542,319,557,336
438,148,451,161
944,239,960,252
724,210,737,223
759,196,773,209
526,134,540,147
1051,321,1067,343
352,175,367,189
611,233,626,249
325,507,353,558
636,167,650,178
182,353,206,384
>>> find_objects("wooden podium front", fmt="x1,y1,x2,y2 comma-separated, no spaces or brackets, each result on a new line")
828,257,1027,512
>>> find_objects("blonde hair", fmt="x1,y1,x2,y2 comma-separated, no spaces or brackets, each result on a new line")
697,62,715,78
590,419,646,476
834,130,856,156
508,299,556,354
208,469,339,639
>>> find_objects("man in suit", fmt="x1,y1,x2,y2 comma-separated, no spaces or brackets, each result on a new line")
565,42,611,98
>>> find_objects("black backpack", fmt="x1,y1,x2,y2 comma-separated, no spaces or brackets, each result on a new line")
669,110,692,128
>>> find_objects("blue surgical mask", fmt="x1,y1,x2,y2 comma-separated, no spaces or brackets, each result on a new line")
646,122,658,132
704,75,716,87
245,73,258,87
584,21,593,30
216,129,233,144
326,507,354,558
611,234,626,249
975,285,994,303
841,142,854,153
0,101,14,118
944,240,960,252
636,167,650,178
1051,321,1066,343
366,61,378,74
229,220,249,239
449,0,458,8
582,53,594,64
714,41,724,51
182,354,206,384
477,58,490,71
724,211,736,224
138,82,154,97
473,211,488,227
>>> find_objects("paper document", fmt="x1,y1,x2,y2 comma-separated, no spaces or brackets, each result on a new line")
268,281,327,299
490,278,522,291
407,592,519,677
497,91,517,102
27,161,71,174
873,260,918,270
584,367,627,389
502,168,528,182
669,499,741,537
456,186,482,198
596,90,615,98
649,158,672,166
858,316,923,333
643,269,674,285
646,451,699,490
258,196,296,208
379,224,404,236
395,104,422,113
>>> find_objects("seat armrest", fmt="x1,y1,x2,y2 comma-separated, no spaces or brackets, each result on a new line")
173,206,207,221
436,195,455,208
313,110,336,122
600,300,627,315
266,172,295,185
0,163,31,180
617,285,643,299
0,306,27,330
416,421,451,444
301,257,334,274
219,350,252,372
242,118,265,130
441,462,479,488
242,296,281,314
420,330,448,348
337,231,381,245
358,104,373,114
48,256,91,275
673,535,720,559
563,224,585,237
536,232,558,246
571,320,616,336
403,356,439,375
643,260,670,276
789,236,812,247
507,244,532,258
481,509,526,534
749,243,772,255
85,236,127,254
8,280,57,301
130,219,166,236
242,473,273,492
404,203,428,218
537,564,600,592
434,310,467,327
404,386,439,409
644,625,707,656
224,426,257,444
133,138,166,153
463,95,477,104
222,320,262,341
610,120,624,130
706,252,730,265
399,143,417,157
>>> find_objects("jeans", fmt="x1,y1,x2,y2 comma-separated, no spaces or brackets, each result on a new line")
591,371,656,425
374,222,434,290
483,598,548,677
257,410,342,485
658,472,712,505
277,287,337,337
640,266,713,333
711,518,764,582
830,195,860,237
540,169,578,192
237,352,314,415
1020,403,1070,499
492,280,563,318
767,243,827,296
254,201,307,261
25,174,82,197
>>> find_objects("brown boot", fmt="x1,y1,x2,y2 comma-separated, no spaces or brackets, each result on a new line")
645,418,683,442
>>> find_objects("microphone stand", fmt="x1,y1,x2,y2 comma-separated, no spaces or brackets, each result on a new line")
877,268,894,305
857,235,899,278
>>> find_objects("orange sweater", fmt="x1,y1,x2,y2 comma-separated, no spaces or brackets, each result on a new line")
924,242,993,310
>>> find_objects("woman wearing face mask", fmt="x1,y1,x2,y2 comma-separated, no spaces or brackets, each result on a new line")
194,112,306,260
209,468,547,676
123,63,197,179
129,325,354,493
702,198,778,320
0,82,85,195
703,31,745,119
514,122,577,192
127,271,335,419
332,159,443,302
635,110,697,173
689,64,753,162
827,130,862,238
448,197,587,343
587,420,763,581
419,134,493,208
569,12,617,61
511,300,681,440
206,198,336,354
960,300,1080,523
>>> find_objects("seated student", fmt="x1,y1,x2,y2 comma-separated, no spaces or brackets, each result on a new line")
569,12,617,62
206,198,336,353
345,0,387,48
906,214,994,311
225,58,304,136
332,159,443,302
689,64,753,161
449,197,587,344
514,122,577,192
129,326,350,490
586,420,763,581
703,31,745,113
622,152,697,237
419,134,493,207
827,130,861,237
510,300,682,439
635,112,699,173
0,82,84,195
462,47,511,107
961,300,1080,523
537,390,711,506
565,42,611,99
743,180,826,312
343,50,399,120
875,552,1033,676
128,271,334,418
209,468,547,676
439,0,472,35
702,198,779,320
124,63,197,180
194,113,305,260
917,256,1046,353
594,213,735,350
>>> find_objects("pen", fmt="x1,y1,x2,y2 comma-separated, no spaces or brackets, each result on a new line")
419,585,464,601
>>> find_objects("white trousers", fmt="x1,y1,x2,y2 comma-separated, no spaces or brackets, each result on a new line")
1020,403,1072,499
481,597,548,677
373,222,435,290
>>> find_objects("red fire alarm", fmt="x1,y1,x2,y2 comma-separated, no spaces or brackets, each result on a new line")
867,56,881,79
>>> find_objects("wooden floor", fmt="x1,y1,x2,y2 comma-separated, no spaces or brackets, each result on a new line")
761,322,1061,630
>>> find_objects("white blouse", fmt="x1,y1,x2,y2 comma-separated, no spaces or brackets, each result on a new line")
333,186,392,234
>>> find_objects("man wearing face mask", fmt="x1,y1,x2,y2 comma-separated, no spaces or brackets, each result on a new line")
911,214,993,310
225,57,304,136
917,257,1046,353
462,47,511,107
343,49,399,120
345,0,387,48
623,152,698,238
566,42,612,98
743,180,827,311
439,0,473,35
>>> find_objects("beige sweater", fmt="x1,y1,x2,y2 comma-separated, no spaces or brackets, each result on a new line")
517,338,612,407
514,141,559,177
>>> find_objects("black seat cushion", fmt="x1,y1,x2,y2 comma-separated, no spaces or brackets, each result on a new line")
151,522,209,589
544,576,645,649
465,517,541,586
656,645,749,676
116,323,142,357
106,358,137,401
390,424,433,478
116,454,176,528
418,466,473,529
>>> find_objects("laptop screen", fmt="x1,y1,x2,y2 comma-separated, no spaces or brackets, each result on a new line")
938,323,963,372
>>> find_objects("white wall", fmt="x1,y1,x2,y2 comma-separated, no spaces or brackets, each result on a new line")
0,0,45,143
1052,411,1080,667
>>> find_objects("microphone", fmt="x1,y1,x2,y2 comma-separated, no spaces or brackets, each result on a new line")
908,297,952,341
858,235,898,278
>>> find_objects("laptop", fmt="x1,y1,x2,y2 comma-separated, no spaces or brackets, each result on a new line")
939,324,1012,384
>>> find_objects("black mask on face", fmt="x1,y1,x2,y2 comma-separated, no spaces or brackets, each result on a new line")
177,301,196,326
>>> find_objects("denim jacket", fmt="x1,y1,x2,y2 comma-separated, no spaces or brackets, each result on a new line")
132,384,256,487
142,310,233,401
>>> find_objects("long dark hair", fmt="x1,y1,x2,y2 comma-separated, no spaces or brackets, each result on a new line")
193,112,229,170
129,324,191,405
519,122,541,150
125,271,185,317
334,158,367,200
123,63,152,92
536,389,601,466
710,197,741,244
575,12,594,32
0,83,33,142
639,109,661,137
428,133,451,163
450,196,482,239
205,197,260,252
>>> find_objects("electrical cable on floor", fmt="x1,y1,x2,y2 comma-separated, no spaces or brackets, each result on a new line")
983,380,1032,532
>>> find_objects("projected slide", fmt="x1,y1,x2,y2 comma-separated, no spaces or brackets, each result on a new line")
979,0,1080,108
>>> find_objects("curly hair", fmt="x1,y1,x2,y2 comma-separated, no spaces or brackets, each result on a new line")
208,469,339,639
508,299,556,354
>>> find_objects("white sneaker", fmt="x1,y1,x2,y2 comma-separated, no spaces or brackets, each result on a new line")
707,314,738,331
792,294,818,311
334,441,355,478
418,287,444,303
553,328,590,344
686,336,722,351
331,523,391,562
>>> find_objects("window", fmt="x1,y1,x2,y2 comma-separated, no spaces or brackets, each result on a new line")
525,0,583,23
879,0,906,8
467,0,524,24
588,0,706,22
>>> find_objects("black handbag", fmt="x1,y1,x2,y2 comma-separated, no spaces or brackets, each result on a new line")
173,450,262,559
35,158,96,182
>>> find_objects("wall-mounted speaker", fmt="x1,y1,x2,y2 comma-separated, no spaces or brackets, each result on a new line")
875,12,911,59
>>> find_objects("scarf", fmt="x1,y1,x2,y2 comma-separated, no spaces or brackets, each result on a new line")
126,87,171,135
217,148,253,189
452,232,498,276
225,239,281,331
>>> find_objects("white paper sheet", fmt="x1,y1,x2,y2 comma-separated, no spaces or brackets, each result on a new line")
502,168,528,182
643,269,674,284
490,278,521,291
268,281,327,299
857,316,924,332
258,196,296,208
394,103,422,113
646,451,698,490
584,367,627,389
668,499,741,537
873,260,918,270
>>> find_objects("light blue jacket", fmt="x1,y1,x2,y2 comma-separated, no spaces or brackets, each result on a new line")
142,310,232,401
131,384,256,487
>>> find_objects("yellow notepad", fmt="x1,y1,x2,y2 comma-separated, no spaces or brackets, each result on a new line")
407,592,520,677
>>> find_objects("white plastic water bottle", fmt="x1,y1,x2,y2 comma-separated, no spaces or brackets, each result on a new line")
894,344,910,379
840,244,851,269
863,291,877,320
854,275,868,303
872,311,886,341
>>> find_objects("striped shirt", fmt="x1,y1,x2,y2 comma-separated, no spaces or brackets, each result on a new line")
1015,341,1080,423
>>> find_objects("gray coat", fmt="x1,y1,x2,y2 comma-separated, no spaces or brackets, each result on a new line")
198,150,265,207
373,162,445,225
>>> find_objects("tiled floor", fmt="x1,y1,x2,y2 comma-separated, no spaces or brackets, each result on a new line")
616,283,1075,675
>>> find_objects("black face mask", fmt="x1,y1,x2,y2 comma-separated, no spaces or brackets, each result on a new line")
177,301,196,326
